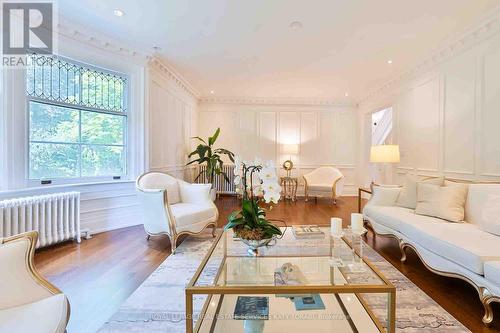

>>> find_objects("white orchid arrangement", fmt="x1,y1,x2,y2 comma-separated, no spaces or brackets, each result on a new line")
225,157,283,240
233,157,282,204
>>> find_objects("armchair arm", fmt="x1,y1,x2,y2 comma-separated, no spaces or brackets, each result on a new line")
0,231,61,309
179,181,213,205
365,185,402,207
137,188,175,235
333,176,345,198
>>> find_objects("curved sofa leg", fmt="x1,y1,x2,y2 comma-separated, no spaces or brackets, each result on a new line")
399,241,407,263
482,297,494,326
212,224,217,237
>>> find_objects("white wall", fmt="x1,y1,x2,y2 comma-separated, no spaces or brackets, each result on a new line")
358,26,500,186
198,102,359,195
145,59,199,180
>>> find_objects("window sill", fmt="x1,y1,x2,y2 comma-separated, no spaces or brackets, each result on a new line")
0,179,136,197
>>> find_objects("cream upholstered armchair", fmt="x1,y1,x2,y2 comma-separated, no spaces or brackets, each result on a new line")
303,166,345,204
0,231,70,333
136,171,218,253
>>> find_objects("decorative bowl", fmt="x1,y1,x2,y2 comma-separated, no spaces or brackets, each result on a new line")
240,237,276,256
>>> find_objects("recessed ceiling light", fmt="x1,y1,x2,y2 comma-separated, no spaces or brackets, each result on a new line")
387,59,393,64
345,92,349,97
210,90,215,95
113,9,124,17
290,21,303,30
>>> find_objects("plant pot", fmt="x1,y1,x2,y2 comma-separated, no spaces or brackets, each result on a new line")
240,237,276,256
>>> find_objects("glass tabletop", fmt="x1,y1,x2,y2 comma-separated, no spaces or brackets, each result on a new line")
192,227,387,289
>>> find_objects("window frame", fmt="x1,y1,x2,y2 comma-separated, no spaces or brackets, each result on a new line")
25,54,130,186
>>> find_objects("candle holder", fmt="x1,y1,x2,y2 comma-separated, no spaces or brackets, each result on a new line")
330,234,345,267
348,231,366,273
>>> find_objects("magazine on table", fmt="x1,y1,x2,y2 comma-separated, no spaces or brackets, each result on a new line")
233,296,269,320
292,225,325,239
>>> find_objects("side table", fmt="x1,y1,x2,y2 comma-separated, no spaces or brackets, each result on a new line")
280,176,298,202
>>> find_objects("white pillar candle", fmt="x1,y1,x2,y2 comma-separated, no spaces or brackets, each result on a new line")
351,213,364,233
331,217,342,236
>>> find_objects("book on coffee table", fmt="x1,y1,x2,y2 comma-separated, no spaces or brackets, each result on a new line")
292,225,325,239
233,296,269,320
294,294,325,311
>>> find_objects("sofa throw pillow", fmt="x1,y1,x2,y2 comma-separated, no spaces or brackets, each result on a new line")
415,183,468,222
369,185,402,207
396,175,443,209
479,194,500,236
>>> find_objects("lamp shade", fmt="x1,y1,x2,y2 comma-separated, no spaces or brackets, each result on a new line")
282,144,299,155
370,145,400,163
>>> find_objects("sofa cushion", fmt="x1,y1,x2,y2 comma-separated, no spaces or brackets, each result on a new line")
363,205,414,232
0,294,68,333
396,175,443,209
415,182,468,222
400,218,500,275
465,184,500,235
484,262,500,285
368,186,401,207
307,184,332,191
170,203,216,230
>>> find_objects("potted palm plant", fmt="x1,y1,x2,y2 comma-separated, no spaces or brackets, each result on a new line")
187,128,235,200
225,157,283,255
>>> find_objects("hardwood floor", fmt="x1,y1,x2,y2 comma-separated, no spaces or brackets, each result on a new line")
34,196,499,333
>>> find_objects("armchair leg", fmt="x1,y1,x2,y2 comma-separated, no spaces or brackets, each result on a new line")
171,235,177,254
146,235,150,241
212,225,217,237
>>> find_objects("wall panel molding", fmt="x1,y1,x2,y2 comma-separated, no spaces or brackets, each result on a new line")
198,102,359,193
361,20,500,184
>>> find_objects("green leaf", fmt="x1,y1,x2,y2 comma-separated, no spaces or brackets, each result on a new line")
190,136,207,144
224,218,245,230
208,128,220,146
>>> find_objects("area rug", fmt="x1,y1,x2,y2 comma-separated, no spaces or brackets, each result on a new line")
98,231,470,333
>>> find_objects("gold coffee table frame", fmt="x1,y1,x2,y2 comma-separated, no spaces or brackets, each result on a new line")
186,231,396,333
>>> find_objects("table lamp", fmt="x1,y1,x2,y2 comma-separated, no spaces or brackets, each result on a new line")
370,145,400,185
282,144,299,177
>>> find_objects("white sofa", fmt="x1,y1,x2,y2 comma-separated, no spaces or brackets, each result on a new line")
303,166,344,204
136,171,218,253
0,231,70,333
363,182,500,325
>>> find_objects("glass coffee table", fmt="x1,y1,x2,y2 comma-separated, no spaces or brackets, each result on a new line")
186,228,395,333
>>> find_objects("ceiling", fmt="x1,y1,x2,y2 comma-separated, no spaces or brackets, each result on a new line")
58,0,499,103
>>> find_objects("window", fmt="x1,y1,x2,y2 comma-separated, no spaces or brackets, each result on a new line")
26,54,127,181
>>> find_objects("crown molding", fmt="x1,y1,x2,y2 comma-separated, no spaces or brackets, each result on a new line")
147,57,201,99
199,96,357,107
359,5,500,105
56,22,150,64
